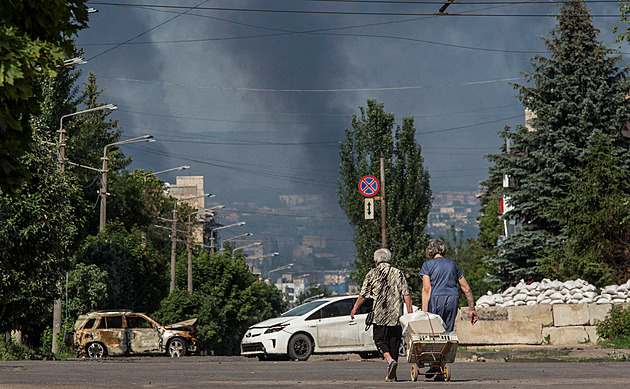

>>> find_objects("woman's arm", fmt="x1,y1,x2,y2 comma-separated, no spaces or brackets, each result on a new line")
459,276,478,324
421,275,431,312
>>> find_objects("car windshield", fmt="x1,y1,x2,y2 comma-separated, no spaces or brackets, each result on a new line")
280,300,329,317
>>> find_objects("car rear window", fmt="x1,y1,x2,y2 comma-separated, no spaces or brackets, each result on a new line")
83,318,96,329
97,316,123,329
280,300,329,317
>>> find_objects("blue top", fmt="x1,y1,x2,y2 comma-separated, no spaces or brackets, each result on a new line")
419,256,463,297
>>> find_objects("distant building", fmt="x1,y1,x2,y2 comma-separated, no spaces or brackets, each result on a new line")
168,176,221,245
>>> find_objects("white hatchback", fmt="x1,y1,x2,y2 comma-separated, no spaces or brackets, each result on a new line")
241,295,378,361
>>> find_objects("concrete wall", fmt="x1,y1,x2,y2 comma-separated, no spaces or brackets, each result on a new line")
454,302,629,345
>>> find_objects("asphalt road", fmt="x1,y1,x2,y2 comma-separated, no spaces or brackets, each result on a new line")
0,354,628,388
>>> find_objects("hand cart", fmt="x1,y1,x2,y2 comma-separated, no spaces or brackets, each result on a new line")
406,332,458,382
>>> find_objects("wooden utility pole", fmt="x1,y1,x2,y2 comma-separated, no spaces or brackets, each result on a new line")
380,158,387,248
187,217,193,293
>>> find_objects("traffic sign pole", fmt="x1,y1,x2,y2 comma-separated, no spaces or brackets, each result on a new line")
380,158,386,248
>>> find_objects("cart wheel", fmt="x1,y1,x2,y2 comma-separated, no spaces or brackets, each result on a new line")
411,365,419,382
434,365,451,382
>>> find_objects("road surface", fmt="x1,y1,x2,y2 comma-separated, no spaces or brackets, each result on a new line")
0,354,627,388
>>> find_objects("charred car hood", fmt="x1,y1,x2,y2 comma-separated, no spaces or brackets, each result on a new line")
164,318,198,332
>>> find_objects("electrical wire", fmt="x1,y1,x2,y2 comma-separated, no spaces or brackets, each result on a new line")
99,75,523,93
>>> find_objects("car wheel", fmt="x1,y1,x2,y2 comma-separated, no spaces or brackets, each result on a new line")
288,334,312,361
87,342,106,359
167,338,187,358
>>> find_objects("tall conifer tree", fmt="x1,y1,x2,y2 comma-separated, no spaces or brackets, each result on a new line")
484,0,630,287
338,99,431,299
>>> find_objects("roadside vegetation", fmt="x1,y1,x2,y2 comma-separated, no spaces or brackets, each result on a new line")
596,305,630,349
6,0,630,361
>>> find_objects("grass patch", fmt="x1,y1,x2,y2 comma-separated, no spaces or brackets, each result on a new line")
598,337,630,349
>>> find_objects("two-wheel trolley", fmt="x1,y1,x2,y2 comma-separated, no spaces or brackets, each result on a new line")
406,332,458,382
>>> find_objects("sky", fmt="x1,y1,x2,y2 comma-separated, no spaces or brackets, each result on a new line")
72,0,630,253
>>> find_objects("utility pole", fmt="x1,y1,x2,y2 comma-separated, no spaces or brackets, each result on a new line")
52,104,116,354
187,216,193,293
380,158,387,248
169,193,213,292
170,203,178,292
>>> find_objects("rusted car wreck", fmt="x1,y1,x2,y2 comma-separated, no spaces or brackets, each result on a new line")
69,310,198,358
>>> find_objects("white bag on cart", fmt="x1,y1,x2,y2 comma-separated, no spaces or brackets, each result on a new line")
399,310,446,335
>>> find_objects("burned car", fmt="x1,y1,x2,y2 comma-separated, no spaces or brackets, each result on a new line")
69,310,197,358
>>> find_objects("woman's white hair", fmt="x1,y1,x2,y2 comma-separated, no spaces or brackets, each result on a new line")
374,248,392,263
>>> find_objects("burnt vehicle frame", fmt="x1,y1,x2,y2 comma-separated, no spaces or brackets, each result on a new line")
68,310,198,358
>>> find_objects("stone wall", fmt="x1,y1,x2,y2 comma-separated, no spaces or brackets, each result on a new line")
454,302,629,345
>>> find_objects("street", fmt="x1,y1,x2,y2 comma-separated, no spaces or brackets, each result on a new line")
0,354,628,388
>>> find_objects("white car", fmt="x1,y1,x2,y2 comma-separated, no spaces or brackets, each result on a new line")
241,295,378,361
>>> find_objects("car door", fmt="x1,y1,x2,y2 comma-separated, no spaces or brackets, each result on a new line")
355,298,375,348
125,315,161,354
94,315,128,355
311,298,360,349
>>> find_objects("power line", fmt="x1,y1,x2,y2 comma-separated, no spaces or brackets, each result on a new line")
86,0,213,61
100,75,522,92
89,2,623,17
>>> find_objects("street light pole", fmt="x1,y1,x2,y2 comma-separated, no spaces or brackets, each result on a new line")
209,222,246,254
143,165,190,184
220,232,253,253
170,193,213,292
232,242,262,255
52,104,116,355
58,104,116,173
99,135,154,232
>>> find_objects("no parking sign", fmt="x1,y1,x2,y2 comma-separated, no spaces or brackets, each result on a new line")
358,175,380,197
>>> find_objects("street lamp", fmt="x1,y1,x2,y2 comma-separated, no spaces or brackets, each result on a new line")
143,165,190,184
58,104,116,172
170,193,214,293
220,232,253,252
208,222,245,254
249,252,279,260
196,205,225,222
52,103,116,355
232,242,262,255
268,262,293,281
99,135,154,232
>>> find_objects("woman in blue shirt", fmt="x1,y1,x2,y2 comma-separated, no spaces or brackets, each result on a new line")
420,239,478,332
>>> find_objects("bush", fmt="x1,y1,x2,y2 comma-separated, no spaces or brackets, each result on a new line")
0,338,33,361
595,305,630,347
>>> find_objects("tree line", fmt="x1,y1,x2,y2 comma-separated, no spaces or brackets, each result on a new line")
4,0,630,358
0,2,284,357
339,1,630,303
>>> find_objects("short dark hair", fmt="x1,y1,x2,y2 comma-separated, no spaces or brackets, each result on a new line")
425,239,447,259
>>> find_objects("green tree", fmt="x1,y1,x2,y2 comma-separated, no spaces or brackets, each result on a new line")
66,72,125,234
65,263,109,321
338,99,431,301
0,1,89,194
296,281,332,305
484,0,630,287
0,136,81,338
107,169,173,233
76,227,169,314
157,251,285,355
540,131,630,285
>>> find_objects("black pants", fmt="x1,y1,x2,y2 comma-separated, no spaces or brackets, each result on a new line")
372,324,402,361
